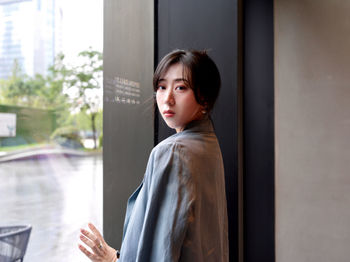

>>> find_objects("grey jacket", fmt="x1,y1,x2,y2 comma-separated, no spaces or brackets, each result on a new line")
119,117,229,262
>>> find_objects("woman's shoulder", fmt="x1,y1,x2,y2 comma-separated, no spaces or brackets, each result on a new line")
152,131,197,154
152,117,217,153
150,134,184,158
151,130,216,163
144,135,194,185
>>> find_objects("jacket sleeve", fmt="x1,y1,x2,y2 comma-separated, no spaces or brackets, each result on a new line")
136,142,195,261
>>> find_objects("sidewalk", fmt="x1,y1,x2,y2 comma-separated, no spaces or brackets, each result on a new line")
0,152,102,262
0,144,102,163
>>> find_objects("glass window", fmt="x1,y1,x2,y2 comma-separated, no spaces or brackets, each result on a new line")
0,0,103,261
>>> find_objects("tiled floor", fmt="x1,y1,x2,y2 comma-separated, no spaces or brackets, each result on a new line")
0,155,103,261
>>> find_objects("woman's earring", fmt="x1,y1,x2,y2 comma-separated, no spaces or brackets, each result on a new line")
200,101,208,114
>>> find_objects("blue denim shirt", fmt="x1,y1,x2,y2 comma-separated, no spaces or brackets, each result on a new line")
119,117,229,262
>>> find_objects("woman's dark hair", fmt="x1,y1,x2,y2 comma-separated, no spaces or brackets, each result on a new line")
153,49,221,112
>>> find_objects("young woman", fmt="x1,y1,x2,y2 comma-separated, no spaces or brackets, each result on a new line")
79,50,229,262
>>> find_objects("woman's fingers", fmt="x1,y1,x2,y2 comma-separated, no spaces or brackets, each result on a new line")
88,223,106,244
80,234,105,256
80,226,106,257
78,223,117,261
78,243,98,260
81,227,100,245
80,234,94,247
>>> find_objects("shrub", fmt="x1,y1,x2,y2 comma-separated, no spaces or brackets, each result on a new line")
50,126,84,149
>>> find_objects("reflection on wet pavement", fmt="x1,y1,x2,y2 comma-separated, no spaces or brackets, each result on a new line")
0,155,102,261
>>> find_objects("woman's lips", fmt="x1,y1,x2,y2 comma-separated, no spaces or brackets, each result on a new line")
163,110,175,117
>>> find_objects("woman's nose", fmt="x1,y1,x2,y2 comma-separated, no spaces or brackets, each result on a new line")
164,89,175,105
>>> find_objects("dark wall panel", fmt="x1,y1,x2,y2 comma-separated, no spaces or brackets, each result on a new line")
156,1,239,260
103,0,154,249
243,0,275,261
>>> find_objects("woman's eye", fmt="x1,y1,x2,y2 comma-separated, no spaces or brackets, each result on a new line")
157,85,166,90
175,86,187,91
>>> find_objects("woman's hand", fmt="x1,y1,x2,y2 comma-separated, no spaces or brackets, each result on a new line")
78,223,118,262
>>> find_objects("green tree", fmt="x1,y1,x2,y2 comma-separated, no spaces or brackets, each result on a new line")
0,50,103,149
38,54,69,107
0,60,37,106
43,53,71,127
0,57,70,112
64,48,103,149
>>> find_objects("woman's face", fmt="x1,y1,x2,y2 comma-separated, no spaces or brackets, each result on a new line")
156,63,203,133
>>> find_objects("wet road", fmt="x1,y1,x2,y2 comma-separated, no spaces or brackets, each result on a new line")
0,155,102,261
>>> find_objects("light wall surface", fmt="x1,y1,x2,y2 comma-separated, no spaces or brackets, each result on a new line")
275,0,350,261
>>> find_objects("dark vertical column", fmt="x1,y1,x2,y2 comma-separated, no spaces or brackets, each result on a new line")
103,0,154,249
243,0,275,261
237,1,245,261
156,1,239,260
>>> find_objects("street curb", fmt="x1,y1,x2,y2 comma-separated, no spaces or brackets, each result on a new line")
0,145,102,163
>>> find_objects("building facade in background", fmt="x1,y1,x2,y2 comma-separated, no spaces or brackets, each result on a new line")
0,0,62,79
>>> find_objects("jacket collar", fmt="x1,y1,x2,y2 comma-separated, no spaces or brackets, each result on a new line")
182,115,214,133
